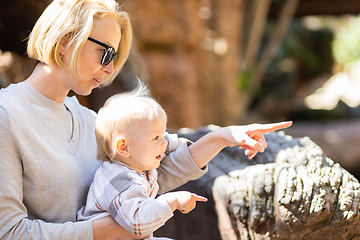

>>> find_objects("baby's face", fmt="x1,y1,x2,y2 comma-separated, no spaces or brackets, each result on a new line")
123,117,168,172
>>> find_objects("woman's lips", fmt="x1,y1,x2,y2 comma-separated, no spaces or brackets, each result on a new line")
93,78,102,87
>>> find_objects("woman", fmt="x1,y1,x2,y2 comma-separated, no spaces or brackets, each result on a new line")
0,0,161,239
0,0,292,239
0,0,210,238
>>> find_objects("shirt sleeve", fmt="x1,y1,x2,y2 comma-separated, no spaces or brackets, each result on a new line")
164,132,179,153
109,184,173,236
157,139,208,194
0,106,93,240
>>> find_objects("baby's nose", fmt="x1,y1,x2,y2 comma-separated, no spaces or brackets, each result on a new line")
162,139,168,148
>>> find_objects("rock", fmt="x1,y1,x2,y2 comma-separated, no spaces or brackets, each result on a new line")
155,128,298,239
155,127,360,240
284,120,360,180
213,133,360,240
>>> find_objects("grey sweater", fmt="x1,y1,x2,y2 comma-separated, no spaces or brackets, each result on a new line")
0,82,207,240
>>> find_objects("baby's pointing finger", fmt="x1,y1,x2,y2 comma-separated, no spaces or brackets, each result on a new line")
254,121,292,134
193,194,208,202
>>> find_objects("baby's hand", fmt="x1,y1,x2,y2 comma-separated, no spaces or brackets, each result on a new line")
163,191,207,214
223,121,292,159
176,191,207,214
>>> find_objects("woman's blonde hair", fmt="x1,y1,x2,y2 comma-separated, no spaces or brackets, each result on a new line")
27,0,132,86
95,81,167,162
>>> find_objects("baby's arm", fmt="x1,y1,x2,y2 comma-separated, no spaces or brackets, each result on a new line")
109,184,174,237
109,186,207,236
189,121,293,169
157,133,208,194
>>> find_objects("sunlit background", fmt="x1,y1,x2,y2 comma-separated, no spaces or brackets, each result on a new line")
1,0,360,177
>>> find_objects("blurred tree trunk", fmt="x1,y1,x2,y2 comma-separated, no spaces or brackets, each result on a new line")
239,0,300,122
121,0,245,129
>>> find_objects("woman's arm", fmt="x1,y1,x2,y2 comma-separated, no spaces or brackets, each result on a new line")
0,107,93,239
92,216,150,240
0,106,145,240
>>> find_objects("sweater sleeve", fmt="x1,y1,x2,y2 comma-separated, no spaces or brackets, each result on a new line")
0,106,93,240
164,132,179,153
109,185,173,236
157,140,208,194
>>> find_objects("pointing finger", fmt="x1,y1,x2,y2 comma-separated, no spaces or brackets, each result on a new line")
251,121,292,135
193,194,208,202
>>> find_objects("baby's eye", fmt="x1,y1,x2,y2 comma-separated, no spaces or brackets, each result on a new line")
153,136,159,140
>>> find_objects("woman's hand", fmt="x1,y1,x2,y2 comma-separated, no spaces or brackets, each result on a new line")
92,216,151,240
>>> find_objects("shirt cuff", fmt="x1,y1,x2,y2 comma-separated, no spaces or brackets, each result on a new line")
164,132,179,154
155,195,174,221
170,142,208,180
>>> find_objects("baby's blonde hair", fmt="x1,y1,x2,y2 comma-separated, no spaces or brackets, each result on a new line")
27,0,132,86
95,81,167,161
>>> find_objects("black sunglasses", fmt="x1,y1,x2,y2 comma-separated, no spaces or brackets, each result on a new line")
88,37,118,66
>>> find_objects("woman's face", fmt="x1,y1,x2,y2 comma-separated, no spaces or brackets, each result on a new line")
63,16,121,96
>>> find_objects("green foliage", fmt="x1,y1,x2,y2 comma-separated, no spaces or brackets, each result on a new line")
333,16,360,65
237,68,253,93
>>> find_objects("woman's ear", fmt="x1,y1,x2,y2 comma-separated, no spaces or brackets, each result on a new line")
115,137,130,158
59,34,71,56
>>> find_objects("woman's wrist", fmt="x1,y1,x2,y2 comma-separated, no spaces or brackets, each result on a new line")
92,216,149,240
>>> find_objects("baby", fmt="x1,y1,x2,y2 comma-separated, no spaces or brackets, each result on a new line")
77,83,207,239
77,82,293,239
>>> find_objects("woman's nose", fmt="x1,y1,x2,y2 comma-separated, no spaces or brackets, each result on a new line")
103,61,115,75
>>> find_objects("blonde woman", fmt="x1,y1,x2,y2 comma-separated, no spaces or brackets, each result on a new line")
0,0,148,239
0,0,292,239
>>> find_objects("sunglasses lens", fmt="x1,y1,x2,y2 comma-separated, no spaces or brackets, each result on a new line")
101,47,117,66
101,50,111,66
88,37,117,66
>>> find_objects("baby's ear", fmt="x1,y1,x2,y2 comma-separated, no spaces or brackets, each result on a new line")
115,137,130,158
